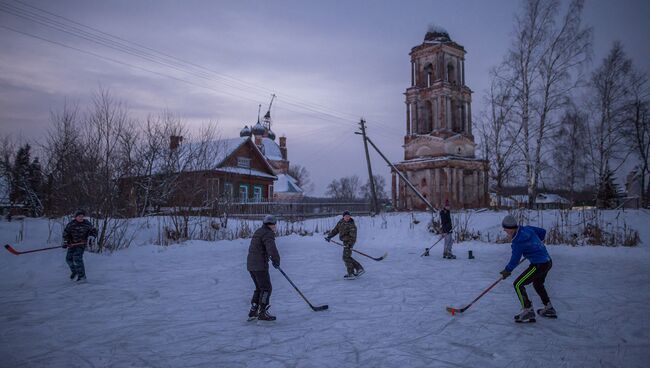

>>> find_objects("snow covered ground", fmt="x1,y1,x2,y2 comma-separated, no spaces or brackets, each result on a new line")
1,211,649,367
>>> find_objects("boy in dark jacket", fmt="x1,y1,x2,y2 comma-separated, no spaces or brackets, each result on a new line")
500,215,557,322
325,210,363,280
62,210,97,282
247,215,281,321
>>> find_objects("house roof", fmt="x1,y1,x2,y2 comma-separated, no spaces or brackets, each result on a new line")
274,174,303,193
260,137,284,161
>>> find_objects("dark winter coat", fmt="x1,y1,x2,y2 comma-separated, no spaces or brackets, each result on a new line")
247,225,280,271
504,226,550,272
62,219,98,246
440,209,452,233
328,218,357,246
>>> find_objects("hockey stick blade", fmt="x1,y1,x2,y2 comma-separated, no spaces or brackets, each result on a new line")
446,306,465,315
4,244,20,255
371,252,388,261
311,305,329,311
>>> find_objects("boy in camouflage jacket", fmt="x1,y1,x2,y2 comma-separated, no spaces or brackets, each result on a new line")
326,211,364,279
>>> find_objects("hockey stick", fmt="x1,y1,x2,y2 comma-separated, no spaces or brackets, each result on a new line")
328,239,388,261
276,267,328,312
446,259,525,315
420,235,446,257
4,242,86,255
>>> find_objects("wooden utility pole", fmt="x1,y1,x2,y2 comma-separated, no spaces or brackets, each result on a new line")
359,119,379,215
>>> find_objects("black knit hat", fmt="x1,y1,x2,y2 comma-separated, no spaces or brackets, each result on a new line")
342,211,351,216
502,215,518,229
74,210,86,217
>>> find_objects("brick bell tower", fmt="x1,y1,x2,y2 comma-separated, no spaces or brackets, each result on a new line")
391,26,488,210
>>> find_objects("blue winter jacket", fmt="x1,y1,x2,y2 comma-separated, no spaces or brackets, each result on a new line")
504,226,551,272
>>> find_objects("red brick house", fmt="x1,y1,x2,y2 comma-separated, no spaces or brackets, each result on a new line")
120,136,277,215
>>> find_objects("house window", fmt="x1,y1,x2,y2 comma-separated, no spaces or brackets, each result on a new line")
239,184,248,202
253,185,263,202
237,157,251,168
206,178,219,203
268,184,273,200
224,182,233,199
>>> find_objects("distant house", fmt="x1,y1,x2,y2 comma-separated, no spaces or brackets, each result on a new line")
119,136,277,215
490,192,571,209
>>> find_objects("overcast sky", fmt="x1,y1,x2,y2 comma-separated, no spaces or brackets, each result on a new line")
1,0,649,195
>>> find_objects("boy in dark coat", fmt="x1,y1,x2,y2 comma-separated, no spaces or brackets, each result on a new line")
500,215,557,323
325,210,363,280
247,215,281,321
62,210,97,282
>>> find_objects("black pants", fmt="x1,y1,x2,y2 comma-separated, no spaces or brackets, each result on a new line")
513,260,552,308
249,270,272,306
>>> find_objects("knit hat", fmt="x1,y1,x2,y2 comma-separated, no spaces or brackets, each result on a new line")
74,210,86,217
502,215,518,229
444,199,450,207
342,210,351,217
263,214,277,225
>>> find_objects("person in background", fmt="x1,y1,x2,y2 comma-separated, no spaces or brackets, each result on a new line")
62,210,97,282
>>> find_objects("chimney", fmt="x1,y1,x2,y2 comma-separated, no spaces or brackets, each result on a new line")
170,135,183,150
279,136,287,160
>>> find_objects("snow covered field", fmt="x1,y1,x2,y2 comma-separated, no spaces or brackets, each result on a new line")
1,211,649,367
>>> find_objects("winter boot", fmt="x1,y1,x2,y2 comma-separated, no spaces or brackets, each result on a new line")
514,307,536,323
537,302,558,319
247,303,259,321
257,304,276,321
343,273,356,280
448,254,457,259
354,269,365,278
76,275,87,283
70,272,77,280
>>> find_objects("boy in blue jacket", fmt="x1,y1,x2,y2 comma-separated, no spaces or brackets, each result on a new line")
500,215,557,322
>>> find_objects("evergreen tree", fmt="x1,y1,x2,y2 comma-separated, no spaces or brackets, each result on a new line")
596,166,622,208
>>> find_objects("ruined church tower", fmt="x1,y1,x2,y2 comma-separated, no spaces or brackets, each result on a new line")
392,27,488,210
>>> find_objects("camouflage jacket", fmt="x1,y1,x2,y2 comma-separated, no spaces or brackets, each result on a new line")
63,219,98,246
328,218,357,246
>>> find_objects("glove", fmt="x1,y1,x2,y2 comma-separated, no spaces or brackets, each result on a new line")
500,270,511,279
324,237,331,242
61,244,68,249
272,262,280,269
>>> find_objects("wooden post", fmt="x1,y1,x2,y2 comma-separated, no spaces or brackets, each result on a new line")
359,119,380,215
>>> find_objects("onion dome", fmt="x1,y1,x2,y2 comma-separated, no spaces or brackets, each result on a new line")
239,125,251,137
251,120,266,136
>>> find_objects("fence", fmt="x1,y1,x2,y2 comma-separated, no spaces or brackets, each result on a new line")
157,201,372,219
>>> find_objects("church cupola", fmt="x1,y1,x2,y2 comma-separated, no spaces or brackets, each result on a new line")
239,125,251,137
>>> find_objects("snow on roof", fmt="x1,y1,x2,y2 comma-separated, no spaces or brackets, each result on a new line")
274,174,303,193
215,166,277,180
261,137,284,161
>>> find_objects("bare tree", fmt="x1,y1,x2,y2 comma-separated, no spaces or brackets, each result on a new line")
551,103,589,204
478,66,521,206
622,68,650,206
587,42,633,195
360,175,388,201
287,164,314,194
504,0,592,207
325,175,361,200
